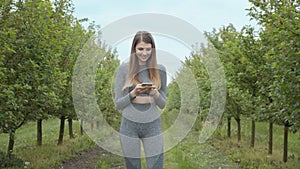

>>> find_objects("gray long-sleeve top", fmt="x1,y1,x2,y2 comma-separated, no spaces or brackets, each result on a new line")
114,63,167,123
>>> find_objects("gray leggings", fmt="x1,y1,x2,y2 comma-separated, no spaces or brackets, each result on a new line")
120,117,164,169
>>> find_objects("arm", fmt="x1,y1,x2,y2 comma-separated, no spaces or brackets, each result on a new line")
153,65,167,109
114,63,132,110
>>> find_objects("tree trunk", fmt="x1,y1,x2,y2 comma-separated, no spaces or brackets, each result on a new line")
268,122,273,154
57,116,65,145
80,119,84,136
227,117,231,137
7,132,15,158
283,124,289,162
237,118,241,142
37,119,43,146
250,119,255,148
68,118,74,139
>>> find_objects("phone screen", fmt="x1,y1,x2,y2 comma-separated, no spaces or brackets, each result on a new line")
141,82,153,86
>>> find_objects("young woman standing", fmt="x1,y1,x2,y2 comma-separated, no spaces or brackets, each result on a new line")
114,31,167,169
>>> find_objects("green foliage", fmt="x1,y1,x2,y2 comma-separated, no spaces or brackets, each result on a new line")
161,1,300,164
72,24,121,130
184,53,211,119
164,81,181,112
204,24,259,120
248,0,300,130
95,46,120,129
0,0,91,155
165,50,213,126
201,0,300,132
162,108,180,131
0,0,298,167
50,0,89,120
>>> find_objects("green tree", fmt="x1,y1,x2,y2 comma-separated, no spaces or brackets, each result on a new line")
205,25,246,143
50,0,90,145
184,53,211,123
248,0,300,162
0,0,90,156
96,48,120,130
72,24,120,136
0,0,64,156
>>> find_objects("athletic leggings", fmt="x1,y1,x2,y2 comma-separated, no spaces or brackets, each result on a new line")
120,116,164,169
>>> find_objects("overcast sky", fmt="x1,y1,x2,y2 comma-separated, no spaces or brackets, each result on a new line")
72,0,256,31
71,0,258,79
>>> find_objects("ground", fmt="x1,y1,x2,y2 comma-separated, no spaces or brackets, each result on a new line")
55,145,124,169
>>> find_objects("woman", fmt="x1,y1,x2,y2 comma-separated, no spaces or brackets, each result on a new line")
114,31,167,169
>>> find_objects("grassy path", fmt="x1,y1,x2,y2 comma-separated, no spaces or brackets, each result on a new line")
0,119,236,168
58,131,237,169
4,118,298,168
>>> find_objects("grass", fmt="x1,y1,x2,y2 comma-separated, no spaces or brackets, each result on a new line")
213,118,300,169
163,131,237,169
0,115,299,169
0,119,95,169
91,113,300,169
94,110,237,169
95,153,124,169
94,130,237,169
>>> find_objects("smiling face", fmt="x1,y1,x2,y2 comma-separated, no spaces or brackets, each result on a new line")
135,41,152,65
125,31,161,89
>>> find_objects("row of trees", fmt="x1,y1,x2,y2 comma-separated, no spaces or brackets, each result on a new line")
0,0,118,158
165,0,299,163
0,0,298,165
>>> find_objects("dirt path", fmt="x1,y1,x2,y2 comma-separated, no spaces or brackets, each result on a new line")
54,145,124,169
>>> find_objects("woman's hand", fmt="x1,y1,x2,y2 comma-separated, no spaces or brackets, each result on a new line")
130,84,153,97
149,85,159,98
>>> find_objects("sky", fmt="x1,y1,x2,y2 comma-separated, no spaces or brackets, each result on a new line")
72,0,256,31
71,0,258,79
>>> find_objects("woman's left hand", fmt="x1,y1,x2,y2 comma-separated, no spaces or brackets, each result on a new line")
149,86,159,98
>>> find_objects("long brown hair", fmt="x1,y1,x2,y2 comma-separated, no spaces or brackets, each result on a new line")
123,31,161,90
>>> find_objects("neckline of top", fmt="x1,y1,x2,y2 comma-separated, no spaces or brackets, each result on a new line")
139,64,147,68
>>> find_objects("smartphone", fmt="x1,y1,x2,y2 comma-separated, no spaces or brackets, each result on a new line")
141,82,153,87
